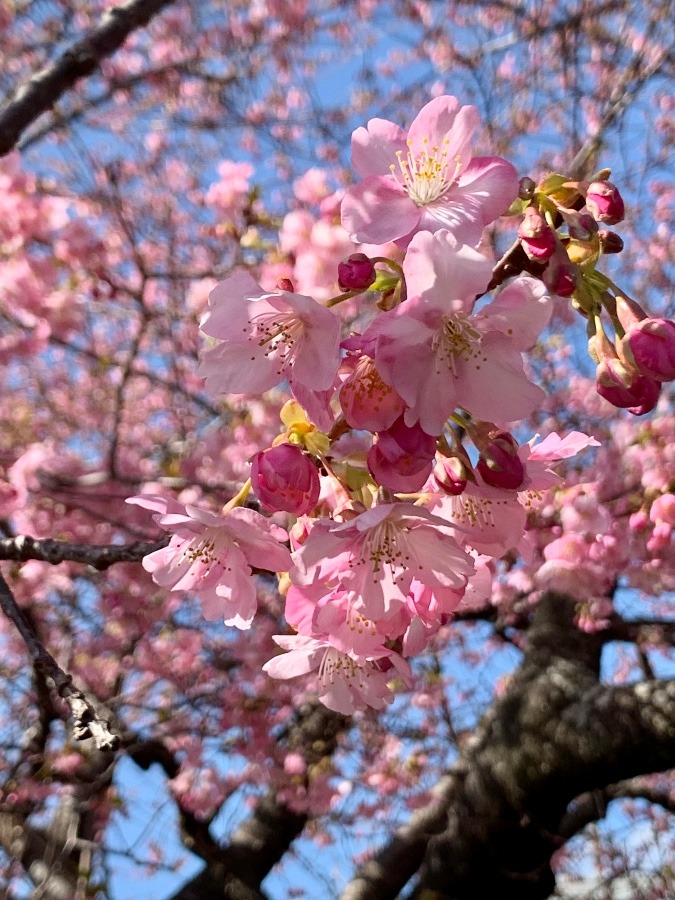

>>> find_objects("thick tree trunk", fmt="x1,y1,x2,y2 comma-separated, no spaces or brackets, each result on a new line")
344,593,675,900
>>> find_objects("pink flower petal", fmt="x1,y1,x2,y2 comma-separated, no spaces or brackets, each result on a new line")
456,155,519,226
407,97,477,169
341,176,420,244
351,118,408,176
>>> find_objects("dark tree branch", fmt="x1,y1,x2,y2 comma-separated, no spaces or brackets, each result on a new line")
0,812,81,900
558,772,675,840
167,702,348,900
342,594,675,900
0,0,178,156
0,534,168,570
0,570,119,750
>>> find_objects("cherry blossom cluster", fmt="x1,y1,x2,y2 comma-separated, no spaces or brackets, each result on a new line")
130,95,674,714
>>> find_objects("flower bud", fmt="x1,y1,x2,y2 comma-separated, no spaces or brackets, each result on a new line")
339,354,405,432
476,432,525,490
585,181,625,225
518,207,556,260
544,256,578,297
251,443,320,515
338,253,376,291
595,359,661,415
367,416,436,492
518,177,536,200
433,456,468,496
567,213,598,241
598,230,623,254
619,317,675,382
277,278,295,292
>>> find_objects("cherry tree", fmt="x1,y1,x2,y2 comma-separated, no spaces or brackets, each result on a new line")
0,1,673,898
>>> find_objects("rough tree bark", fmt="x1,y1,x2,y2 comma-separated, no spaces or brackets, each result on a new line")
341,593,675,900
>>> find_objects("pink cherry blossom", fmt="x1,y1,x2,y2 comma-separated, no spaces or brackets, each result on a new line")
126,494,292,629
341,95,518,246
263,634,412,714
364,231,551,434
430,431,600,557
199,269,341,398
291,501,474,621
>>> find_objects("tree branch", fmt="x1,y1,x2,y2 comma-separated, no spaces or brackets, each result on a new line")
168,702,348,900
0,0,178,156
558,772,675,840
343,594,675,900
0,533,168,570
0,570,119,750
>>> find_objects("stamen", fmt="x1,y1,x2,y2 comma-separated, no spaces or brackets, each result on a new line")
431,315,484,377
388,137,463,206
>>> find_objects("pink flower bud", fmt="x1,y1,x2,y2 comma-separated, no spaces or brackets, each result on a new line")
476,432,525,490
595,359,661,415
544,256,577,297
338,253,376,291
585,181,625,225
629,509,649,532
367,416,436,492
433,456,468,495
567,212,598,241
518,207,556,260
339,354,405,433
614,295,647,331
251,443,320,515
650,493,675,527
619,317,675,382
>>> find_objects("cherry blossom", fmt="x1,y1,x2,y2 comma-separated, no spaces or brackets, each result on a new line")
341,95,518,246
364,231,551,434
290,502,474,621
263,633,412,714
199,269,341,398
127,495,292,629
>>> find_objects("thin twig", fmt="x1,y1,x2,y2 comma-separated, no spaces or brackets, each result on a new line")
0,571,119,750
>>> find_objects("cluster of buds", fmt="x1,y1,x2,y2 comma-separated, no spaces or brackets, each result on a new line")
590,295,675,415
512,170,674,411
515,172,625,278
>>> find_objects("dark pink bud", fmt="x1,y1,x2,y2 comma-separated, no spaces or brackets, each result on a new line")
433,457,468,496
585,181,625,225
568,213,598,241
277,278,295,292
596,360,661,415
544,258,577,297
367,416,436,492
338,253,376,291
518,207,556,260
251,443,320,515
619,318,675,382
598,230,623,254
476,432,525,490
